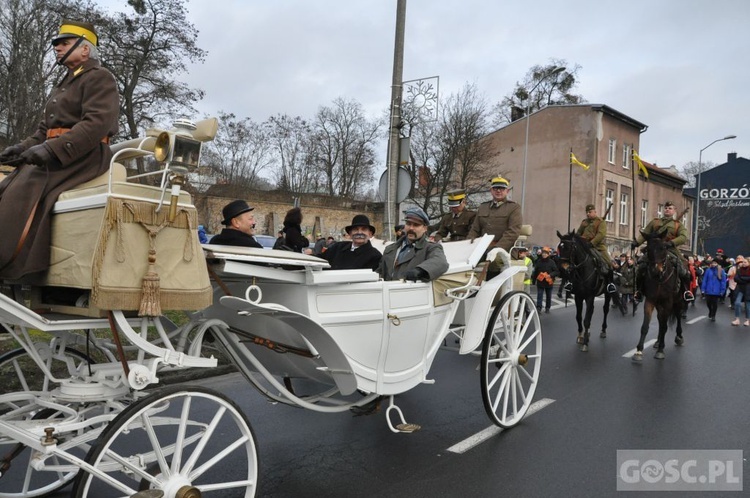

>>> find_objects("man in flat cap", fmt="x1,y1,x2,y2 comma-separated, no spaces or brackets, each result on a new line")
379,207,448,281
632,200,693,301
0,19,119,280
434,189,476,242
321,214,382,270
209,199,263,248
468,177,522,251
575,204,617,293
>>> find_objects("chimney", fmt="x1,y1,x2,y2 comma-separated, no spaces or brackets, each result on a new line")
727,152,737,162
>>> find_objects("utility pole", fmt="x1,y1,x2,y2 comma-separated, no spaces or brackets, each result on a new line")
386,0,406,241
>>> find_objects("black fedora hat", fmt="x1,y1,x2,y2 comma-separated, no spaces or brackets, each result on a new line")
345,214,376,235
222,199,254,225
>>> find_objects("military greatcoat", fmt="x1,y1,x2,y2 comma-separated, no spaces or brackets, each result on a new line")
635,216,689,262
433,208,476,242
0,58,119,280
467,200,522,251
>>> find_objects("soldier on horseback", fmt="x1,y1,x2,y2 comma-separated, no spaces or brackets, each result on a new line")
631,200,694,302
568,204,618,294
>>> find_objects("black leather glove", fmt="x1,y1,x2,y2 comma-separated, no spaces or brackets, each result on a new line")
664,241,675,248
20,143,59,167
0,144,24,162
403,268,428,282
630,242,639,249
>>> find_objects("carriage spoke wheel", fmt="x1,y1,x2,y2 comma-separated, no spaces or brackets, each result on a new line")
71,385,259,498
481,291,542,428
0,346,94,497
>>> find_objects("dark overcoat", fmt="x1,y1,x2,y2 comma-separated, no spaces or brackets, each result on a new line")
209,229,263,248
0,58,119,280
321,240,382,270
379,235,449,281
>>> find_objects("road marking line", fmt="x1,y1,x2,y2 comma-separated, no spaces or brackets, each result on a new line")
687,315,706,324
622,339,656,357
447,398,555,454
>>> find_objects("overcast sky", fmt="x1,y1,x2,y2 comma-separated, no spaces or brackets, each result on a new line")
104,0,748,172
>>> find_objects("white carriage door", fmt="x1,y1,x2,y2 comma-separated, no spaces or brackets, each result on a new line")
377,281,434,394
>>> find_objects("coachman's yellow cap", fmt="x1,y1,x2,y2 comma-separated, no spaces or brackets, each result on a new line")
446,189,466,207
490,177,510,189
52,20,99,47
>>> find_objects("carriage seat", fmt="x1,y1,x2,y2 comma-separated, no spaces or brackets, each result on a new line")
60,162,127,196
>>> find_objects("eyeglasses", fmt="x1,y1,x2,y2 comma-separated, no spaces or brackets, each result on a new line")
491,186,507,191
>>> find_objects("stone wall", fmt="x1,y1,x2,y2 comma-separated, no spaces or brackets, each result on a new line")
194,191,386,240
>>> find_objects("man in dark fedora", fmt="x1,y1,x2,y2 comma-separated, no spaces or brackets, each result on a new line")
379,207,448,282
320,214,382,270
208,199,263,248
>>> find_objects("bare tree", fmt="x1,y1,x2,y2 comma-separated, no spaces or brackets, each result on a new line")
311,97,381,199
678,160,716,189
406,83,494,221
266,114,319,193
200,111,272,194
492,59,585,127
96,0,206,144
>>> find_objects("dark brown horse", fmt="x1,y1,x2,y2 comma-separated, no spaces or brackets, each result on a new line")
633,230,684,361
556,231,625,352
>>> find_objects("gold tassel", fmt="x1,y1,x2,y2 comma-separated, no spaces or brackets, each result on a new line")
139,247,161,317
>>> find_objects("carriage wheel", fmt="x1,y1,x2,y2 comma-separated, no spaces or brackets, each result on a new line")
71,385,259,498
0,347,94,498
0,346,93,397
480,291,542,428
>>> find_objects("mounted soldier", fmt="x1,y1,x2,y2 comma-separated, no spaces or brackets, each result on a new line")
571,204,617,294
631,200,694,302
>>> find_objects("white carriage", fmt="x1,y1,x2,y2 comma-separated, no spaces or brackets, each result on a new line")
0,120,542,497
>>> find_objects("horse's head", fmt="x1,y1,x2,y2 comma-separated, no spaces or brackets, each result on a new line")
556,230,590,270
641,229,670,271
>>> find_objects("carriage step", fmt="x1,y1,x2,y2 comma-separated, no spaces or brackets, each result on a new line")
395,423,421,433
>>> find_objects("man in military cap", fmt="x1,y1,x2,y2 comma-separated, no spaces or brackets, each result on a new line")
0,19,119,280
575,204,617,293
379,207,448,282
468,177,522,251
631,200,693,301
209,200,263,248
434,189,476,242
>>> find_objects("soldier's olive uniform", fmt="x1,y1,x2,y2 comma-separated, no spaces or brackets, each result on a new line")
576,216,613,272
467,200,522,252
434,209,476,242
634,215,691,297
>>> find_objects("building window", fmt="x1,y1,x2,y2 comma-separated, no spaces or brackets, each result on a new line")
641,200,648,228
608,139,616,164
620,192,629,225
622,144,631,169
657,204,664,218
605,188,614,222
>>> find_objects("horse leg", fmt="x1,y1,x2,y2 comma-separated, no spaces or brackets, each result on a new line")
600,293,610,338
580,295,594,352
633,301,653,362
674,303,685,346
654,307,669,359
575,296,585,345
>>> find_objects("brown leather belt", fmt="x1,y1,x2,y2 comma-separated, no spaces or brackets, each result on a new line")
46,127,109,144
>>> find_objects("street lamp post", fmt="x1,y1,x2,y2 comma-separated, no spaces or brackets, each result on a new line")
521,66,566,217
693,134,736,252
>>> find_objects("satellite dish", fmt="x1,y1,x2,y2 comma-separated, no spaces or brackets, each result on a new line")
378,167,412,203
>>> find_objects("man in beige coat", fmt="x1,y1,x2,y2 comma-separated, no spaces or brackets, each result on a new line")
0,20,119,280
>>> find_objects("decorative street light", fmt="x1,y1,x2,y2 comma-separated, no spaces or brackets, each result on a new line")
693,134,736,252
520,66,566,217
